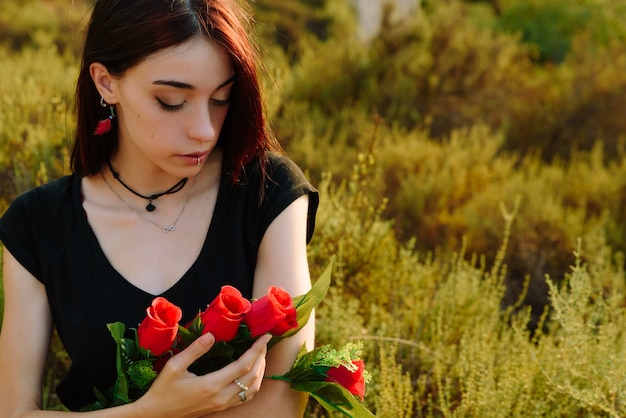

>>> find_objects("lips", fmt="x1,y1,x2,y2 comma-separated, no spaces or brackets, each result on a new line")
181,152,208,165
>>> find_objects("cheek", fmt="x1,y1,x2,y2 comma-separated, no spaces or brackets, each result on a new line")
212,108,230,130
140,112,174,138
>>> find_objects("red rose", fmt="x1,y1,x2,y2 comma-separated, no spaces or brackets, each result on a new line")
243,286,298,338
152,348,180,373
199,286,251,342
325,359,366,400
137,297,182,356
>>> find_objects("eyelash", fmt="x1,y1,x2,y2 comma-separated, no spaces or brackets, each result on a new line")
211,98,231,106
156,97,231,112
156,97,184,112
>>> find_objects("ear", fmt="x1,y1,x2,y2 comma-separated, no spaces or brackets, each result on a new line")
89,62,118,103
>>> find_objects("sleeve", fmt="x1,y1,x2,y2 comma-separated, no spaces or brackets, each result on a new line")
0,191,44,282
258,154,319,245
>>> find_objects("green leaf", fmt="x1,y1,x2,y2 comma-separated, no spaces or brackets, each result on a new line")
106,322,131,404
177,321,199,347
271,343,330,382
270,257,334,347
108,322,126,345
307,382,376,418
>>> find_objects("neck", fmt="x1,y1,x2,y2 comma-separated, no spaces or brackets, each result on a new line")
107,162,189,212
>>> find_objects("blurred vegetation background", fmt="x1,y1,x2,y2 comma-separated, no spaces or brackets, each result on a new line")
2,0,626,416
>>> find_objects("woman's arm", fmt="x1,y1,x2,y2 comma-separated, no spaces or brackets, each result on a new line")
0,248,271,418
0,248,54,417
208,194,314,418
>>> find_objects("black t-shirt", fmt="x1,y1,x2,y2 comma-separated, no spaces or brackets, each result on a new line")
0,152,318,411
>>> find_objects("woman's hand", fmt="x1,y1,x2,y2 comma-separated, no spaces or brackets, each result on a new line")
135,332,271,418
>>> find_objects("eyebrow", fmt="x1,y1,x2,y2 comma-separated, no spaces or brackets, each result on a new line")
153,75,236,90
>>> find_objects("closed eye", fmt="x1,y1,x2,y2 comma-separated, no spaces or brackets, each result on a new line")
211,98,231,106
156,97,185,112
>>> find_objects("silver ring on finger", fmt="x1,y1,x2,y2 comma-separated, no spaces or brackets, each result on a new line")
238,389,247,402
234,378,248,391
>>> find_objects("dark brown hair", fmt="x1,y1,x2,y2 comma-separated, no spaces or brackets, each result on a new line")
71,0,280,182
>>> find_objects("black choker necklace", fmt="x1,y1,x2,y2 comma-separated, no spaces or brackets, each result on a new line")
107,162,188,212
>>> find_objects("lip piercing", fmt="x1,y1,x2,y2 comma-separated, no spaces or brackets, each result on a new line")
196,157,201,166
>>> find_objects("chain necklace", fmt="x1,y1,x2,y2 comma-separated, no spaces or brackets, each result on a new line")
107,161,188,212
102,171,198,232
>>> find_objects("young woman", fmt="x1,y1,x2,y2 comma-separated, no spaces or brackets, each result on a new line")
0,0,318,416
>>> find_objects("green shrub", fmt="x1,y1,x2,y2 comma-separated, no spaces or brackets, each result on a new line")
3,1,626,416
497,0,591,63
252,0,338,58
279,0,626,172
308,149,626,416
0,41,75,211
0,0,88,55
370,123,626,324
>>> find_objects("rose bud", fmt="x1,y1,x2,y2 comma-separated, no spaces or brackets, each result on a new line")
325,359,366,400
137,297,182,356
244,286,298,338
199,285,251,342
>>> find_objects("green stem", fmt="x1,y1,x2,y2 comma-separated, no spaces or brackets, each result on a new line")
266,375,292,383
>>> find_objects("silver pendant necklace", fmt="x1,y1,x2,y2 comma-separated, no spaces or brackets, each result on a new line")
102,171,198,232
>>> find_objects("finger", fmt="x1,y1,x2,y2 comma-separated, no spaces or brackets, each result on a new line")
232,357,265,397
252,334,272,350
215,334,271,381
243,334,271,362
233,344,271,405
168,332,216,372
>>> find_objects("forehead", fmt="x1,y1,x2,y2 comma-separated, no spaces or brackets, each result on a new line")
123,36,234,87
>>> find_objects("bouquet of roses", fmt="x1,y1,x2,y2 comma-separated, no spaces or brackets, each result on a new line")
82,261,375,417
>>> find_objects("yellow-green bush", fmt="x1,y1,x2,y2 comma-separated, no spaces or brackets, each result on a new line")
0,0,88,54
3,0,626,416
306,154,626,417
0,40,75,212
279,0,626,169
370,123,626,329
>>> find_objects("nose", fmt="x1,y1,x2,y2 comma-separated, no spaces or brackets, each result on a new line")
187,106,217,143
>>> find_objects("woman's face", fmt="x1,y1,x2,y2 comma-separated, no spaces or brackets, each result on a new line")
110,36,234,177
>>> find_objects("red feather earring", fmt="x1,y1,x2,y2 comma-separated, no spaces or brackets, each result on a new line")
94,97,116,135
